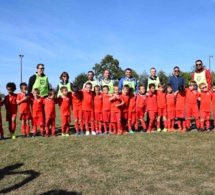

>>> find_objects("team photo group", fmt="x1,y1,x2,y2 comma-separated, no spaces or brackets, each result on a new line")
0,59,214,139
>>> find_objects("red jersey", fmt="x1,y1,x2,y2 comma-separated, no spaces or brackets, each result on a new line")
17,92,31,114
3,94,18,114
82,90,94,111
94,93,102,113
57,96,71,116
102,93,111,111
200,91,212,112
146,91,157,111
186,89,199,106
121,94,130,112
129,95,136,112
32,97,43,117
166,93,175,111
71,91,83,110
157,90,166,109
175,92,186,111
43,97,56,118
110,94,124,112
136,93,147,109
212,91,215,110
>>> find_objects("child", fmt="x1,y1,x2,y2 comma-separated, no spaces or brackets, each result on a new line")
71,86,84,135
94,85,103,135
166,84,176,132
146,83,157,132
128,88,137,133
136,85,147,131
17,82,32,137
32,88,45,136
199,83,212,131
175,85,186,132
2,82,17,139
186,81,200,130
109,86,124,135
0,97,4,139
212,83,215,129
57,86,71,136
43,89,57,137
121,85,130,134
102,85,112,134
157,83,168,132
82,83,95,135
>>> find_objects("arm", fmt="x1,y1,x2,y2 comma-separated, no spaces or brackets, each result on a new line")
56,84,59,95
17,96,28,105
135,79,138,93
206,70,212,90
144,79,148,91
191,72,194,80
118,78,124,92
28,75,36,93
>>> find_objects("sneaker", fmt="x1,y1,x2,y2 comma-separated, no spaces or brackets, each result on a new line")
103,132,108,135
80,132,84,135
11,134,16,139
61,133,65,136
32,134,36,137
26,134,31,138
86,131,90,136
92,131,96,135
129,130,134,134
65,133,70,136
41,134,45,137
75,132,79,135
146,130,151,133
0,136,5,140
162,128,168,132
206,129,211,132
21,135,27,138
157,128,161,132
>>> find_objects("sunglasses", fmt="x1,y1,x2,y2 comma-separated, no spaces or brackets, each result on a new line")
62,76,67,78
174,70,180,72
38,68,45,70
196,64,202,66
201,86,207,90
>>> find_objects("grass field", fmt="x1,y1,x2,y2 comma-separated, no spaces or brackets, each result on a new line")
1,108,215,194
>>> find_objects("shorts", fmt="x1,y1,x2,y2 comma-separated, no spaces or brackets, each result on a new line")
167,110,175,120
102,110,111,122
158,107,167,117
148,111,157,120
136,108,145,119
187,105,199,118
128,112,136,123
6,113,17,121
83,111,94,122
175,110,185,118
111,112,121,123
32,116,44,126
73,109,83,120
122,112,128,120
20,113,31,120
95,112,103,121
200,111,210,120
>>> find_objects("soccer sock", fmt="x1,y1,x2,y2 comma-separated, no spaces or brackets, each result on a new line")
95,122,98,133
112,123,117,133
117,122,122,133
108,123,112,133
103,122,107,132
177,120,182,129
91,121,95,131
141,120,146,130
40,126,44,135
21,124,26,135
168,120,171,129
26,125,30,135
80,121,83,131
171,120,175,129
148,120,153,130
195,118,200,129
66,124,70,133
11,123,16,133
74,121,79,132
157,120,160,129
200,120,204,129
186,119,191,129
45,126,49,135
99,122,102,133
128,120,132,130
85,122,89,132
164,120,168,128
206,120,210,130
52,125,56,135
33,126,37,134
135,121,138,130
182,119,186,129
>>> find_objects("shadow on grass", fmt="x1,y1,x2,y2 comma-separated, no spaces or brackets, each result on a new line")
41,190,82,195
0,163,40,194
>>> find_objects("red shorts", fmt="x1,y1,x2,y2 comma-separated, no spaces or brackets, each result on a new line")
46,117,55,126
128,112,136,123
95,112,103,121
20,113,31,120
167,110,175,120
83,111,94,122
122,112,128,120
6,113,17,121
200,111,210,120
158,107,167,117
62,115,71,125
136,108,145,119
175,110,185,118
73,109,83,120
33,116,44,126
148,111,157,120
111,112,121,123
102,110,111,122
187,105,199,118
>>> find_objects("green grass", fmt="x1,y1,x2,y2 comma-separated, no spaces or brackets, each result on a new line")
1,108,215,194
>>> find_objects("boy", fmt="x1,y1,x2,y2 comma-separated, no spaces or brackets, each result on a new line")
32,88,45,136
17,82,32,137
199,83,212,131
128,88,137,133
186,81,200,130
102,85,112,134
94,85,103,135
71,86,84,135
43,89,57,137
57,86,71,136
0,97,4,139
136,85,147,131
146,83,157,132
166,84,176,132
2,82,17,139
109,86,124,135
82,83,95,135
212,83,215,129
157,83,167,132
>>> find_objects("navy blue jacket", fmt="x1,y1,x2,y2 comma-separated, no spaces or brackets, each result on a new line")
167,75,185,92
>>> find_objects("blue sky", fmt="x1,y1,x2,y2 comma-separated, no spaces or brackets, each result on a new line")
0,0,215,94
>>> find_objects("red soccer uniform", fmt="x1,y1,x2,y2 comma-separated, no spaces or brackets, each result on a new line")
166,93,175,120
136,93,147,119
3,94,18,120
128,95,136,123
102,93,111,122
17,92,32,120
43,97,56,118
146,91,157,112
82,90,94,122
121,94,130,120
32,97,44,117
94,93,103,121
200,91,212,119
175,92,186,118
110,94,124,122
186,89,200,118
71,91,83,120
157,90,167,117
212,91,215,114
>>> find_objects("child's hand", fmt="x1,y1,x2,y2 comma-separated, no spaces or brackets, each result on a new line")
115,104,119,107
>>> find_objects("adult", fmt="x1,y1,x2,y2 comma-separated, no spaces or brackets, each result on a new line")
82,71,100,91
100,70,115,94
118,68,138,93
192,60,211,91
56,72,73,97
167,66,185,92
144,67,162,91
28,63,49,97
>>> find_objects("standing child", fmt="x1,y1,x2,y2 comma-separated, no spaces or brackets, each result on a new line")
57,86,71,136
212,83,215,130
136,85,147,131
2,82,17,139
102,85,112,134
186,81,200,130
94,85,103,135
82,83,95,135
43,89,57,137
157,83,168,132
199,83,212,131
32,88,45,136
17,82,32,137
146,83,157,132
128,88,137,133
71,86,84,135
109,86,124,135
0,97,4,139
166,85,176,132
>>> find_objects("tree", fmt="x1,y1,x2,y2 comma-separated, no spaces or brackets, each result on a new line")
157,70,168,84
92,55,124,80
211,71,215,84
180,71,192,87
73,72,88,89
138,70,149,85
